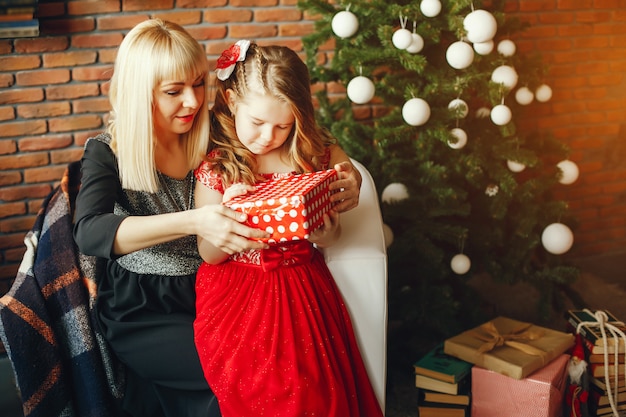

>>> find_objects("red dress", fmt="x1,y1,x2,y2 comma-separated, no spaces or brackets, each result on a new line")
193,160,384,417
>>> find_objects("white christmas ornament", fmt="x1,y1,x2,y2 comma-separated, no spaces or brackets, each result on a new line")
402,98,431,126
473,40,494,55
446,41,474,70
406,33,424,54
448,98,469,118
448,128,468,149
463,9,497,43
346,76,375,104
331,10,359,39
392,27,413,50
557,160,579,185
507,160,526,173
382,223,394,248
420,0,442,17
451,253,471,275
497,39,516,57
535,84,553,102
490,104,512,125
541,223,574,255
475,106,491,118
515,87,534,105
382,182,409,204
491,65,519,90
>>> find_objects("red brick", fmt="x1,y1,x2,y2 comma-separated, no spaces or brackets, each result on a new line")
42,51,97,68
71,33,124,49
153,10,203,25
0,106,14,121
18,134,73,152
0,120,47,138
17,101,71,119
229,24,278,39
98,49,118,64
0,171,21,187
51,148,84,164
186,25,227,41
202,9,251,23
72,65,114,82
14,37,69,53
0,73,14,88
68,0,120,15
179,0,227,7
278,23,312,37
0,185,51,202
48,114,103,133
37,2,67,18
23,165,66,183
0,203,26,219
72,97,111,114
0,140,16,155
75,130,104,146
0,55,41,71
0,152,48,169
5,246,27,263
230,0,277,6
96,15,150,31
0,216,38,233
27,199,44,213
46,83,100,100
255,8,301,22
16,68,70,86
122,0,174,12
0,40,11,54
40,18,96,35
0,88,44,105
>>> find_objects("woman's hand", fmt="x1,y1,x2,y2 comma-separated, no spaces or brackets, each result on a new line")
194,204,268,260
308,210,341,248
329,161,361,213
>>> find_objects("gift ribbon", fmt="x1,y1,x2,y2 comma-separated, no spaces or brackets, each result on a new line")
260,241,313,272
472,320,547,359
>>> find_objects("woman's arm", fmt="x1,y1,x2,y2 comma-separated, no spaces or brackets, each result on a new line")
327,144,361,213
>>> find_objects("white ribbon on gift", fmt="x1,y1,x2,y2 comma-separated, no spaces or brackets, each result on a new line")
576,309,626,417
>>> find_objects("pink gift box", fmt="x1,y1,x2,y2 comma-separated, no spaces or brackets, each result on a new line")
471,353,570,417
224,169,338,244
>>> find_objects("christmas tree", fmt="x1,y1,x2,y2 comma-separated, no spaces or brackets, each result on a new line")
297,0,580,364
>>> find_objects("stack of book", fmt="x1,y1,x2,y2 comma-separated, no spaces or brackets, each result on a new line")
566,309,626,416
414,343,472,417
0,0,39,39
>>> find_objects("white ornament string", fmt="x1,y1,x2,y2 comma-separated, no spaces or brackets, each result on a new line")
576,309,626,417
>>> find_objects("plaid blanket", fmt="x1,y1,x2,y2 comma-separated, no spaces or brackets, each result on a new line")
0,161,125,417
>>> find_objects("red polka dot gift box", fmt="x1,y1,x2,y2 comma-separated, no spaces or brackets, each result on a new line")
224,169,338,244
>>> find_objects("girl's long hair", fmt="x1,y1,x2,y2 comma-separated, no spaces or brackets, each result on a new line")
108,19,209,192
209,42,335,187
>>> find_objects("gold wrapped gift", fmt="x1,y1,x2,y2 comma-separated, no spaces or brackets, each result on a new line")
443,316,575,380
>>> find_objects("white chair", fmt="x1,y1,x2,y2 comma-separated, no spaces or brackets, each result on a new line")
323,159,388,412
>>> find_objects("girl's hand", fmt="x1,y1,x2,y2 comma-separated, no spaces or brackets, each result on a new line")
329,161,361,213
222,183,256,203
308,210,341,248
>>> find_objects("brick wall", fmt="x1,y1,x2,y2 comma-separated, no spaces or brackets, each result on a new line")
1,0,625,292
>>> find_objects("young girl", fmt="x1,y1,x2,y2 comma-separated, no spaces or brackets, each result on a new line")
192,41,384,416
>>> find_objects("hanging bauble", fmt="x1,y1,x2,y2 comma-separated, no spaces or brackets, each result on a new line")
515,87,534,105
497,39,516,56
491,65,518,90
448,98,469,118
557,160,579,185
406,33,424,54
382,223,394,248
446,41,474,70
475,106,491,118
420,0,442,17
473,40,494,55
331,10,359,39
491,104,512,125
451,253,471,275
448,128,468,150
541,223,574,255
381,182,409,203
392,27,413,50
507,160,526,173
402,98,431,126
463,9,497,43
535,84,553,102
346,75,375,104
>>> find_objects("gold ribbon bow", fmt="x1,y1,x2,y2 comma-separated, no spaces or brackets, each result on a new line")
473,320,547,357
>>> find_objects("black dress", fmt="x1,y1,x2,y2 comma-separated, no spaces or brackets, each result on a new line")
73,134,220,417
